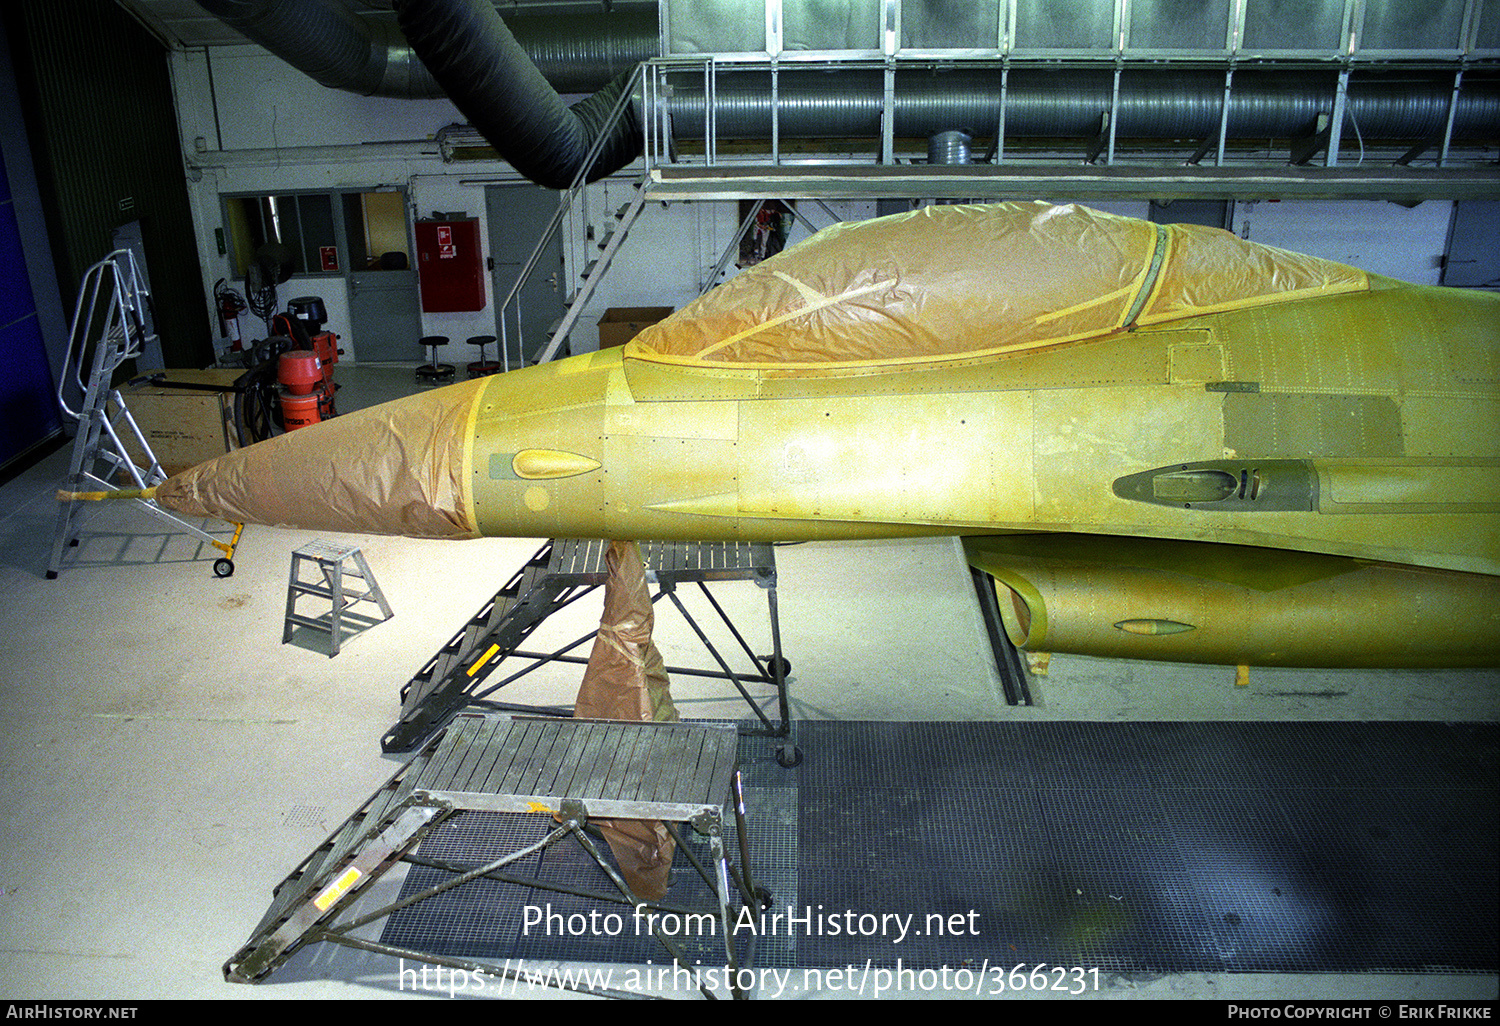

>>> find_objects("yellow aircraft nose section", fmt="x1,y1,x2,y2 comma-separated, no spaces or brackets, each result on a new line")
468,353,614,538
469,348,766,541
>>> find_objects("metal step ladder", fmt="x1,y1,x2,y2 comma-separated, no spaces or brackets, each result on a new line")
47,250,242,579
225,713,761,999
283,541,394,657
382,540,791,755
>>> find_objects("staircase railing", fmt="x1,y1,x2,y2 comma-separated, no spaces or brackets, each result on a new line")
496,63,647,369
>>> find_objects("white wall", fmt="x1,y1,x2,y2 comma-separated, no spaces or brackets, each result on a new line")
1232,200,1452,284
175,46,733,365
201,50,458,151
169,45,1460,368
176,46,499,364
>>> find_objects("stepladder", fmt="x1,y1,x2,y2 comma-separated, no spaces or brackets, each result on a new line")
283,541,394,656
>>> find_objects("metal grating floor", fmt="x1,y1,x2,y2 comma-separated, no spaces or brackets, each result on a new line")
548,538,777,584
378,721,1495,977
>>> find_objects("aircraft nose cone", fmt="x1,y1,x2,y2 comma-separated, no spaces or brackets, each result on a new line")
155,377,490,538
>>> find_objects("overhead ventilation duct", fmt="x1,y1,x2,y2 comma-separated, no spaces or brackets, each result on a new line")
192,0,656,96
195,0,445,97
391,0,644,188
502,8,656,94
390,0,643,187
193,0,651,186
196,1,1496,190
928,130,973,165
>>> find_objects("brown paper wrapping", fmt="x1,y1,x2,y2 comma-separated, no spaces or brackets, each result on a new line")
574,540,679,901
154,376,488,539
627,201,1367,370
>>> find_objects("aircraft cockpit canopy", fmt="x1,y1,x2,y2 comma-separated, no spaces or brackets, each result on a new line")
627,201,1369,371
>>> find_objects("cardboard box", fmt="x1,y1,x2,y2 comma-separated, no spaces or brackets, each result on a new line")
121,369,242,476
597,306,673,349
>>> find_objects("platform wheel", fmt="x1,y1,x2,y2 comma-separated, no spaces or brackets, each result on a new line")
760,655,792,679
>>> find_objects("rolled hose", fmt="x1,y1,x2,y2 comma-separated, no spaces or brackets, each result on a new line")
394,0,642,188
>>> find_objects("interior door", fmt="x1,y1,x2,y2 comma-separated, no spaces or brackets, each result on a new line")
486,185,566,367
342,190,421,363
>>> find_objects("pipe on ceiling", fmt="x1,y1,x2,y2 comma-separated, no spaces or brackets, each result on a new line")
666,66,1500,144
192,0,657,96
194,0,446,97
195,0,649,186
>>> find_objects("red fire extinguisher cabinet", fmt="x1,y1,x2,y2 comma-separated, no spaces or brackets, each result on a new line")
415,219,486,312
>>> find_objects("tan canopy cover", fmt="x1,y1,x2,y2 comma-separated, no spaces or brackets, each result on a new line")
627,201,1368,370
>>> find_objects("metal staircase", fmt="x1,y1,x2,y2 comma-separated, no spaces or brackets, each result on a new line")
383,542,585,752
494,65,654,369
382,539,791,756
47,250,242,579
533,176,652,365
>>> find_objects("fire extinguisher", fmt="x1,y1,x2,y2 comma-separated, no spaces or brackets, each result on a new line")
215,278,247,352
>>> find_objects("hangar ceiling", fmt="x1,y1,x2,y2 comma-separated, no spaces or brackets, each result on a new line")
114,1,1500,201
114,0,1500,57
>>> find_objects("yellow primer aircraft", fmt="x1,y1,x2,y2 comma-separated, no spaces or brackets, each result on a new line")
154,202,1500,669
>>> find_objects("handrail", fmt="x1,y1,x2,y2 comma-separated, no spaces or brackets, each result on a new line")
496,64,646,369
637,51,1497,176
56,250,152,421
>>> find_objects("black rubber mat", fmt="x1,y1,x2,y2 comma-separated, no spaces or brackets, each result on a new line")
379,720,1496,976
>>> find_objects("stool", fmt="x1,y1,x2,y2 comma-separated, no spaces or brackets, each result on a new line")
465,334,500,378
415,335,453,383
283,540,394,657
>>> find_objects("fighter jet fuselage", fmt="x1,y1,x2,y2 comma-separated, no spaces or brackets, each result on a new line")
449,278,1497,668
472,278,1496,571
156,204,1500,668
